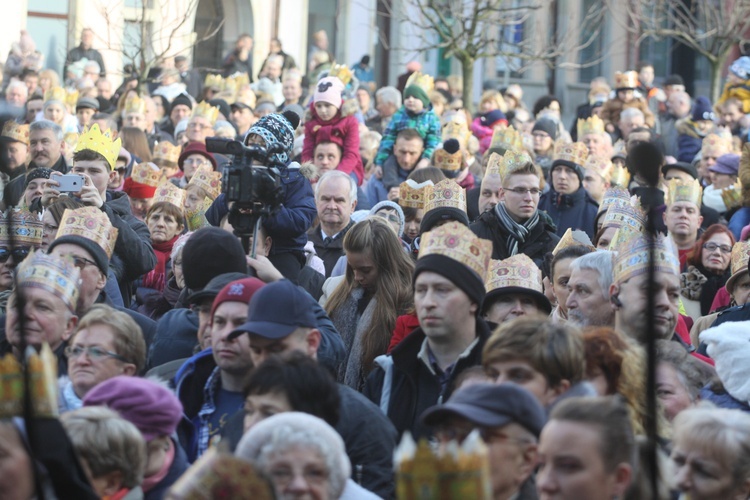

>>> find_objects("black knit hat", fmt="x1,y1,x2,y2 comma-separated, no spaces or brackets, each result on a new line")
414,254,485,313
420,208,470,234
182,227,248,291
25,167,52,187
48,235,109,275
171,93,193,110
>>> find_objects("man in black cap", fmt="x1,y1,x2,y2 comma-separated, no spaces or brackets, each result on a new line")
229,93,256,140
230,279,397,498
75,97,99,131
162,93,193,137
422,383,545,500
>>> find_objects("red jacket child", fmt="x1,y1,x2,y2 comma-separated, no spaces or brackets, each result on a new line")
302,76,364,184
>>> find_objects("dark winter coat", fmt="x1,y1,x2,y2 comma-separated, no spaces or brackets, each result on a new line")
538,187,599,240
470,209,560,268
307,220,355,278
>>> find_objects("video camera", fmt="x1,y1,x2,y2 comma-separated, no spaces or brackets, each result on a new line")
205,137,285,256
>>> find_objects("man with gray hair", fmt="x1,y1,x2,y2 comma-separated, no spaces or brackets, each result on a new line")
566,250,616,328
4,80,29,108
307,170,358,277
28,119,68,172
618,107,646,142
661,91,692,157
366,86,402,134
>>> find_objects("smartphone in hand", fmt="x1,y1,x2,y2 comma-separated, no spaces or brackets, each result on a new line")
56,174,86,193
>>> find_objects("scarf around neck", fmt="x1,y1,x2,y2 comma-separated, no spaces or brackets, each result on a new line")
494,202,540,256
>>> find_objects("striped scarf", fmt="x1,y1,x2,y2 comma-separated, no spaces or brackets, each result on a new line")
494,203,540,256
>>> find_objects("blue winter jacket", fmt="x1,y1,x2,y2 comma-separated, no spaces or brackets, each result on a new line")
538,186,599,240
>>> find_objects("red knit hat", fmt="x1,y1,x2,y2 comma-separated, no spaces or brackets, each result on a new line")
122,176,157,199
211,277,266,319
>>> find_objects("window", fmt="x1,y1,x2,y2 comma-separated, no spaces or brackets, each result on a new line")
578,0,606,83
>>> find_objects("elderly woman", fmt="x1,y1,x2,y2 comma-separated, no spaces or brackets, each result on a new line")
83,376,188,500
681,224,735,318
537,396,636,499
59,305,146,412
61,406,147,500
670,407,750,500
236,412,376,500
655,339,715,421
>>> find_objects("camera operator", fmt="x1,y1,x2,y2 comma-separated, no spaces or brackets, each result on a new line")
206,111,316,282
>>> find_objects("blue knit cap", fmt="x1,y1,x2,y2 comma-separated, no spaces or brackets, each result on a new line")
730,56,750,81
245,113,296,166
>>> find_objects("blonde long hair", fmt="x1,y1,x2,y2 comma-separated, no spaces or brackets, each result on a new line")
325,218,415,373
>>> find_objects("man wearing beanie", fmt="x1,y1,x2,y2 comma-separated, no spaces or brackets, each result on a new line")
206,111,316,283
538,141,599,239
363,222,494,439
162,93,193,137
676,95,719,163
374,71,441,194
532,118,558,177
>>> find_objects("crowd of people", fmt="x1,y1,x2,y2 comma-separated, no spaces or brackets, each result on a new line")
2,25,750,500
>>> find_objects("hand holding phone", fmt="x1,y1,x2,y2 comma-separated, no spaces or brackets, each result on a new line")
56,174,86,193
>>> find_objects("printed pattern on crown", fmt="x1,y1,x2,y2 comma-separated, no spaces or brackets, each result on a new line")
489,125,524,152
75,123,122,170
442,119,471,150
188,165,222,200
584,155,613,182
153,181,187,209
0,208,43,247
56,206,119,258
432,147,463,172
130,162,162,188
485,254,543,294
553,140,589,167
398,180,433,209
665,178,702,207
153,141,181,164
614,71,639,90
597,186,632,216
185,196,214,231
601,198,646,233
730,241,750,277
17,250,80,312
192,101,220,125
405,71,434,94
418,221,492,280
577,115,605,137
1,122,29,145
701,133,732,157
423,179,467,213
613,232,679,284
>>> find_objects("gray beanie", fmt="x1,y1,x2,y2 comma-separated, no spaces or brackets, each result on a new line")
369,200,405,237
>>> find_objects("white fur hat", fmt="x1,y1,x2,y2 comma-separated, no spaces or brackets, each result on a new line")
700,321,750,403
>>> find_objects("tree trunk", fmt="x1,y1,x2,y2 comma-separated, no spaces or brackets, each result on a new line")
710,50,730,105
460,56,476,115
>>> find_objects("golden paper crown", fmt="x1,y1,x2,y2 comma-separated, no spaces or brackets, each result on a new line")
44,86,67,103
56,206,119,259
611,139,627,160
665,178,702,207
220,74,250,102
0,344,59,419
185,196,213,231
484,152,504,178
0,208,43,247
442,119,471,150
17,250,80,312
153,141,181,165
610,163,631,187
614,231,679,284
553,140,589,167
601,198,647,234
192,101,220,125
418,221,492,280
726,241,750,293
188,164,222,200
395,432,492,500
234,87,257,110
721,180,743,211
329,63,353,86
204,73,223,89
64,132,79,152
614,70,639,90
577,115,605,137
701,133,732,157
597,186,632,216
153,181,186,209
1,121,29,145
489,125,524,153
485,254,543,294
130,162,162,188
75,123,122,170
398,179,433,209
552,228,595,255
432,146,463,172
405,71,434,94
124,94,145,115
423,179,467,213
65,89,79,110
584,155,613,182
167,448,276,499
496,149,532,179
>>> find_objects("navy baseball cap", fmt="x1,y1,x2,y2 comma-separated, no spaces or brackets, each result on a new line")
421,382,546,437
229,280,317,340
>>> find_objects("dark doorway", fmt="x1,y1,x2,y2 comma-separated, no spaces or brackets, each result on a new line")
193,0,224,73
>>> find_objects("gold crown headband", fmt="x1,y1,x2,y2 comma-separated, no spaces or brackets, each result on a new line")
0,208,43,247
56,206,119,258
423,179,467,214
485,254,543,294
489,125,523,152
187,165,222,200
192,101,220,125
17,250,80,312
405,71,434,94
613,232,679,284
418,221,492,280
398,180,433,209
577,115,605,137
75,123,122,170
152,181,186,209
665,178,702,207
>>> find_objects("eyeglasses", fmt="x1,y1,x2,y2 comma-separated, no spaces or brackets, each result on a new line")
505,187,541,196
183,158,210,167
703,242,732,254
376,213,400,223
64,345,129,363
71,255,98,270
114,167,127,175
0,247,31,263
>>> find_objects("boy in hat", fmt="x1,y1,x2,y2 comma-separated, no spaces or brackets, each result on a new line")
374,71,441,191
599,70,655,134
717,56,750,114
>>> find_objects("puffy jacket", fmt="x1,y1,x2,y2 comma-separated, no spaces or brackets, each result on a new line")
470,208,560,268
538,187,599,240
174,349,217,462
302,107,364,184
675,118,717,164
375,106,441,167
205,163,316,256
104,190,158,306
363,319,491,439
